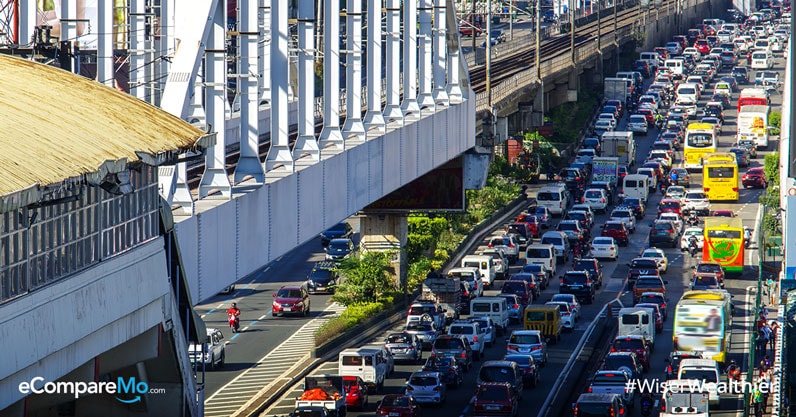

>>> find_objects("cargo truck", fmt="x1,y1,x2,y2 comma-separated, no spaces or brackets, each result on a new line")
296,375,347,417
601,132,636,168
736,105,771,150
590,157,621,188
604,77,632,104
660,380,710,417
420,272,461,323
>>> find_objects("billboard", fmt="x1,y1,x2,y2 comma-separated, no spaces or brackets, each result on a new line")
364,158,465,212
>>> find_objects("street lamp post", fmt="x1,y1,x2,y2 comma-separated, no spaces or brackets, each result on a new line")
487,0,492,108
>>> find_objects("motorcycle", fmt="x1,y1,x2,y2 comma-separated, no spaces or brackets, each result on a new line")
688,240,699,257
640,395,654,417
687,215,700,227
744,227,752,248
228,313,240,333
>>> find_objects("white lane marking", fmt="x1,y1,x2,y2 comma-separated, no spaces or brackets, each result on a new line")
216,303,225,308
200,314,207,318
259,314,267,320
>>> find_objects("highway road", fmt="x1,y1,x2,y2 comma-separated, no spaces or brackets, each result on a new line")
193,30,788,417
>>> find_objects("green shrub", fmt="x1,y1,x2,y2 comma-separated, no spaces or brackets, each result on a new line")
769,111,782,135
314,301,391,345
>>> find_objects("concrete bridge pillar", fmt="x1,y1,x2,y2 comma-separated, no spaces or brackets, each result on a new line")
496,117,509,144
519,103,535,130
568,66,580,94
360,214,409,294
532,83,545,127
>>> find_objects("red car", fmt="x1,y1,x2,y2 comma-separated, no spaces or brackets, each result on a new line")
272,285,311,316
637,107,656,126
515,214,542,237
611,335,651,370
601,221,630,246
635,303,664,333
710,209,735,217
642,161,665,182
472,382,519,417
658,199,683,216
654,47,669,60
377,395,421,417
742,167,769,189
673,35,689,49
694,262,726,287
694,39,710,54
343,376,369,410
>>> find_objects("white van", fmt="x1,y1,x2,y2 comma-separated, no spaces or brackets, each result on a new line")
622,174,650,204
339,347,391,391
540,231,571,264
751,50,772,69
525,244,557,279
664,59,684,76
536,183,569,216
470,296,510,335
640,52,663,70
753,38,772,53
461,254,497,287
676,83,700,103
618,307,656,347
677,358,721,406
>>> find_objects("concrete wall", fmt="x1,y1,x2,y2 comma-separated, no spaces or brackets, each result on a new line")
176,100,477,302
0,240,172,411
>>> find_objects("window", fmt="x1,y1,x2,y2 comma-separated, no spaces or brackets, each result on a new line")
622,314,640,325
526,249,550,258
342,356,363,366
687,133,714,147
706,229,741,239
708,167,734,178
525,311,546,321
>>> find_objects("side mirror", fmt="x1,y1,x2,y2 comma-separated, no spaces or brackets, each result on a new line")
273,293,277,297
691,266,696,270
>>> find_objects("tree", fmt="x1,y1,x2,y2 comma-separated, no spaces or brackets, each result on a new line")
331,251,397,306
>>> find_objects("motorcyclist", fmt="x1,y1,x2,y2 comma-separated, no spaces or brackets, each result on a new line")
687,212,699,226
726,360,742,381
655,113,664,128
688,235,699,256
227,302,241,318
640,391,654,416
670,170,679,185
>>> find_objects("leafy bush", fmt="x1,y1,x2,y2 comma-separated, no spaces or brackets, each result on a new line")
769,111,782,135
407,216,449,263
763,152,780,186
314,302,387,345
547,89,598,144
331,251,397,306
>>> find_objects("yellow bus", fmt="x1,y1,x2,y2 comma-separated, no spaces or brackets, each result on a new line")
702,153,739,201
684,123,718,170
673,297,732,364
702,217,745,275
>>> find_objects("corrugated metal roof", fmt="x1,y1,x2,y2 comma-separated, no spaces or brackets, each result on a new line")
0,54,207,197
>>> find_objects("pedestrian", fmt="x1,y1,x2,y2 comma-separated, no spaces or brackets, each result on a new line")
762,324,772,355
753,386,764,417
756,330,768,358
770,320,779,352
767,277,776,305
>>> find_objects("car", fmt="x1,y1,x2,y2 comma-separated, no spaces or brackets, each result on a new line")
742,167,769,188
609,207,636,233
611,335,651,370
755,70,780,86
384,333,424,363
590,236,619,260
404,321,441,350
711,209,735,217
587,370,637,405
635,302,664,333
720,75,739,92
601,221,630,246
641,247,669,273
680,227,705,251
506,329,548,365
533,206,552,228
326,238,355,261
488,235,520,263
594,120,615,136
482,29,506,46
506,223,534,249
600,352,644,380
649,219,680,248
736,139,758,158
584,137,603,155
658,212,683,232
501,280,534,307
681,191,710,215
666,41,683,55
695,39,711,54
557,220,588,244
497,293,524,324
628,114,649,135
376,395,421,417
306,261,338,294
557,271,595,305
515,213,543,237
627,258,661,287
693,262,726,286
343,376,370,410
638,292,669,321
432,335,473,371
664,186,686,201
404,371,448,404
582,188,610,213
572,258,603,290
520,263,549,290
320,222,354,247
633,275,667,305
632,60,652,77
669,168,691,186
550,293,582,322
647,150,672,169
566,210,592,230
470,316,498,347
665,351,705,380
188,328,226,369
272,285,311,316
701,116,723,132
472,382,519,417
422,355,463,388
691,272,723,290
597,113,618,128
406,301,447,329
503,354,539,388
481,248,510,280
572,203,599,226
621,198,645,219
729,147,751,167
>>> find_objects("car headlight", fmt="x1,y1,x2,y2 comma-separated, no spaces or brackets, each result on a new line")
273,301,280,308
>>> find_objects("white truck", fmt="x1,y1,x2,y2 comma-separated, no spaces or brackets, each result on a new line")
188,328,226,369
591,157,621,188
737,105,771,150
296,375,347,417
601,131,636,168
604,77,632,104
661,380,710,417
420,273,462,324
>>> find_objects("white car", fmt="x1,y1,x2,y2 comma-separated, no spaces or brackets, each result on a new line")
550,294,582,322
664,185,686,200
681,191,710,215
545,301,575,330
488,235,520,263
597,113,618,128
628,114,649,135
582,188,610,214
648,151,672,169
680,227,705,251
658,212,683,232
590,236,619,260
594,120,615,135
641,247,669,273
609,207,637,233
675,98,697,117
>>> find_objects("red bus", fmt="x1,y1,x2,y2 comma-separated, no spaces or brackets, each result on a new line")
737,88,769,111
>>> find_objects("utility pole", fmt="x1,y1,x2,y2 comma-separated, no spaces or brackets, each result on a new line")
487,0,492,108
570,2,575,64
536,0,541,82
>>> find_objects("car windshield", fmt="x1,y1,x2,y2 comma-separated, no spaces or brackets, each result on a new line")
642,251,662,259
679,369,718,382
563,274,588,284
660,201,680,209
510,333,541,344
603,355,633,370
636,279,663,289
434,338,464,350
558,223,578,231
687,133,714,147
277,289,303,298
614,338,644,350
409,375,438,386
541,237,562,245
479,367,516,384
685,192,705,199
654,222,673,231
604,223,624,231
502,281,527,293
612,211,631,218
381,396,410,407
693,275,719,287
409,305,436,316
697,264,722,274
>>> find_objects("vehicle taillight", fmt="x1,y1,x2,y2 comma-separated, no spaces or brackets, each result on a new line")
609,406,615,417
531,345,543,351
488,243,494,247
433,386,440,391
587,387,593,393
461,352,467,358
513,304,519,309
473,336,478,342
508,243,515,248
611,347,617,352
602,198,606,203
507,345,517,351
704,187,710,192
406,385,414,391
732,187,738,192
574,405,579,417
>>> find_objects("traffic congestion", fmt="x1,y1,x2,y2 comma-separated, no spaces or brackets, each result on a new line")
191,8,790,417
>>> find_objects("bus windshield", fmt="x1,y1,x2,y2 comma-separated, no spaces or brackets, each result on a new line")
687,133,714,147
